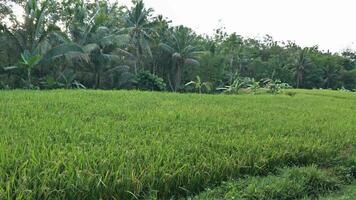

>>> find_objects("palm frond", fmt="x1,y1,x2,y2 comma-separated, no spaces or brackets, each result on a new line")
43,43,85,61
185,81,196,86
185,58,199,66
83,43,100,53
3,66,19,71
159,43,174,53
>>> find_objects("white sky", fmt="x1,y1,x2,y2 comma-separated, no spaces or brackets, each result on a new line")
120,0,356,53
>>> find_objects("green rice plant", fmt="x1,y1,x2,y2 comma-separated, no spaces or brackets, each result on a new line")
0,89,355,199
193,166,342,200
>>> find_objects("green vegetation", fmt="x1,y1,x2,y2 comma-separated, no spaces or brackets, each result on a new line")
1,0,356,91
0,89,355,199
1,0,356,199
319,182,356,200
193,166,343,200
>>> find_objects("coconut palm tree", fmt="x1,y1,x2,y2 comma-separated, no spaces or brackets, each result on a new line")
1,0,85,88
64,1,132,89
160,26,202,91
124,0,154,74
322,64,341,89
291,48,313,88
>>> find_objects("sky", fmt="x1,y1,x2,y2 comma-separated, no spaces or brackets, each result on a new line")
119,0,356,53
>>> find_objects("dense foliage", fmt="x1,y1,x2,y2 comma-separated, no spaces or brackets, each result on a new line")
1,0,356,91
0,90,355,199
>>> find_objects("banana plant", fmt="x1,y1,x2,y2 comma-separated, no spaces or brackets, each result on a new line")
4,51,44,88
1,0,86,88
185,76,211,94
263,79,292,94
246,78,260,94
217,78,245,94
20,51,42,88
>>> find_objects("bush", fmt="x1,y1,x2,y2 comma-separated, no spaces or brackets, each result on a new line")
134,71,166,91
262,79,292,94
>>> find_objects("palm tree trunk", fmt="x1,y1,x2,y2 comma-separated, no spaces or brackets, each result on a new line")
95,72,101,89
134,61,138,75
175,63,182,92
296,72,303,88
135,46,140,75
230,57,234,74
239,62,243,75
167,74,174,92
27,68,31,89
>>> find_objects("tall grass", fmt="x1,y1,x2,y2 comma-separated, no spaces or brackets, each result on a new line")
0,90,355,199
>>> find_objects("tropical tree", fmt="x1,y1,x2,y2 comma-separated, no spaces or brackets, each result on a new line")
221,33,245,75
290,48,313,88
149,15,172,75
0,0,355,91
78,27,130,89
160,26,202,91
1,0,85,88
63,1,132,89
124,0,154,74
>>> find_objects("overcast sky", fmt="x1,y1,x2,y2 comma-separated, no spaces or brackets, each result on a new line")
120,0,356,53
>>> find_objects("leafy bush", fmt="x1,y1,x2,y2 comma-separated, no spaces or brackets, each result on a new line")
134,71,166,91
217,77,293,95
246,78,261,94
217,77,246,94
338,87,352,92
263,79,292,94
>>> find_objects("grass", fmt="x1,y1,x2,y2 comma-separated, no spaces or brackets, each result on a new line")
318,181,356,200
0,89,355,199
192,166,343,200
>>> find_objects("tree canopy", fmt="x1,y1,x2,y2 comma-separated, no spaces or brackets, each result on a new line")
1,0,355,91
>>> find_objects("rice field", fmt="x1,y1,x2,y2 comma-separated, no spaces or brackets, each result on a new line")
0,89,355,199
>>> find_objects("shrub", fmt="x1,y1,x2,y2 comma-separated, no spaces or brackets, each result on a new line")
263,79,292,94
217,77,246,94
134,71,166,91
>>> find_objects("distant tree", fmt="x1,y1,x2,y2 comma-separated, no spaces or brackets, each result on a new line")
1,0,355,91
124,0,154,74
1,0,84,88
160,26,202,91
290,48,313,88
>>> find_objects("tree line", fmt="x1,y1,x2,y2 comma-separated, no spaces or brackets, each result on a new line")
1,0,356,92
